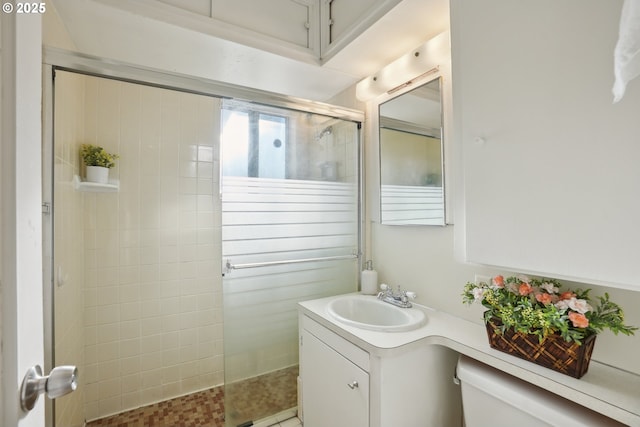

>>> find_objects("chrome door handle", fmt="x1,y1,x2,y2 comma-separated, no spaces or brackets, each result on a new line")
20,365,78,411
347,380,359,389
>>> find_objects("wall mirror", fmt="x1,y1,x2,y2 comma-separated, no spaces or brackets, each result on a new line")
379,77,445,225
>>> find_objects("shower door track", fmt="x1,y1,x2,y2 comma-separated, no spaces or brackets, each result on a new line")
43,47,364,123
225,253,358,271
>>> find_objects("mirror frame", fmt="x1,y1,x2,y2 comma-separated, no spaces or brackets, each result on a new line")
377,76,445,226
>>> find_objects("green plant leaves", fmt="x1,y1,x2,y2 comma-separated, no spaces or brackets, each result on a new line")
80,144,119,168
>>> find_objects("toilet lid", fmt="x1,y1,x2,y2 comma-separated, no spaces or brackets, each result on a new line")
456,356,625,427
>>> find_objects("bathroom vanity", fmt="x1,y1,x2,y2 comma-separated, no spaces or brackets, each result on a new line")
298,294,640,427
299,312,461,427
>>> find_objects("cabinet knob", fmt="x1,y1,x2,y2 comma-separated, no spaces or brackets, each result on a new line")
347,380,359,390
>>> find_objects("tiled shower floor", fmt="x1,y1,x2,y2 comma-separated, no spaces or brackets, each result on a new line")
86,366,299,427
225,366,298,426
86,387,225,427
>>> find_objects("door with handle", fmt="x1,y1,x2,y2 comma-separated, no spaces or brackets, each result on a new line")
1,10,48,427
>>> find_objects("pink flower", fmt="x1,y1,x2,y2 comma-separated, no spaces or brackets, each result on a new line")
559,291,576,300
492,275,505,288
519,282,533,296
536,293,553,305
569,311,589,328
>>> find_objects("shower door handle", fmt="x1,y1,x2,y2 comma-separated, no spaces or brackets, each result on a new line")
20,365,78,412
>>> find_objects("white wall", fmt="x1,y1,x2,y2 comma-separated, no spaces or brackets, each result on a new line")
43,0,76,50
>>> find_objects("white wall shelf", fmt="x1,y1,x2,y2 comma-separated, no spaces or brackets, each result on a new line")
73,175,119,192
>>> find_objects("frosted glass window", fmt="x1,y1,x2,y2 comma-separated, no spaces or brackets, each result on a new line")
258,114,286,179
221,108,287,178
221,109,249,177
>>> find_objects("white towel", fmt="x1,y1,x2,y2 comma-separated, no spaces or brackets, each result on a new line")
613,0,640,102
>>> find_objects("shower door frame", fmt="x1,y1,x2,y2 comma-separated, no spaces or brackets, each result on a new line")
220,100,363,426
42,47,365,427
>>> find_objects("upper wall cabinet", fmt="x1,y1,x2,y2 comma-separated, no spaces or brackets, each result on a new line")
157,0,321,58
450,0,640,290
320,0,401,60
144,0,400,63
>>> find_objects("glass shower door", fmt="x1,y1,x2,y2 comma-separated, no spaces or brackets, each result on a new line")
220,99,360,426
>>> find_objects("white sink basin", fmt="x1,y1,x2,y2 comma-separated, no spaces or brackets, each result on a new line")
327,295,426,332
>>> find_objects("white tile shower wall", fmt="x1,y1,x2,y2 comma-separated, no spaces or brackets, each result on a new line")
81,77,223,421
53,71,87,427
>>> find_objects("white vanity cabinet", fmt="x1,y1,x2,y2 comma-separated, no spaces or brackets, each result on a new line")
299,314,462,427
300,325,369,427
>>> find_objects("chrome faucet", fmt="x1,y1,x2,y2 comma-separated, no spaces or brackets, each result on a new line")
377,284,416,308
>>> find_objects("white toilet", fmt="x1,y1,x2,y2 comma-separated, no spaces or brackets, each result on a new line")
456,355,625,427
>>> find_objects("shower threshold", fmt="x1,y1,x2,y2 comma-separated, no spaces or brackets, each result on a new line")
236,408,299,427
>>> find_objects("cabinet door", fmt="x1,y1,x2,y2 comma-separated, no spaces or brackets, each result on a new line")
451,0,640,288
326,0,375,43
301,329,369,427
212,0,316,50
321,0,401,57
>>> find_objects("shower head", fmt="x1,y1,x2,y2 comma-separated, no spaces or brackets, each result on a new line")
316,125,333,140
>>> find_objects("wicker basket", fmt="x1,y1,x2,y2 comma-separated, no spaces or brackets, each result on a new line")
485,317,597,378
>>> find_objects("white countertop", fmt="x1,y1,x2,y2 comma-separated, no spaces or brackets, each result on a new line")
298,293,640,426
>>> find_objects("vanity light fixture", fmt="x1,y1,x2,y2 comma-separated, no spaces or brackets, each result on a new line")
386,66,439,95
355,31,449,101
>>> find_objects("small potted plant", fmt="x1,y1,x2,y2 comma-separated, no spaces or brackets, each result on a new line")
80,144,119,184
463,275,636,377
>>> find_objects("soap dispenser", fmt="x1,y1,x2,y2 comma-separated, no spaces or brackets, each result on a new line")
361,260,378,295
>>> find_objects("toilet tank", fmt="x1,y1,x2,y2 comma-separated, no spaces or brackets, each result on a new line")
456,356,625,427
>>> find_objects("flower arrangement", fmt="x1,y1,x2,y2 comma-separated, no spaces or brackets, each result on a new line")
463,275,637,344
80,144,119,168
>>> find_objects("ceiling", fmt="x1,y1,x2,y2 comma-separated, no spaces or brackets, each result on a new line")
50,0,449,102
